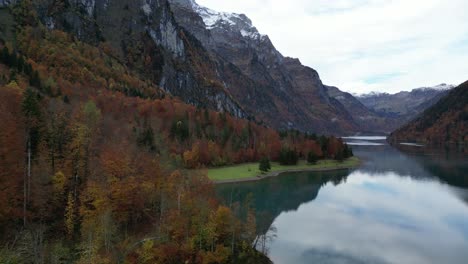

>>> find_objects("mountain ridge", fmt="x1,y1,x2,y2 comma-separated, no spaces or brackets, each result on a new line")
388,81,468,145
356,84,454,122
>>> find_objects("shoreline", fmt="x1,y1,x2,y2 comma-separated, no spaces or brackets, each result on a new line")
213,159,362,184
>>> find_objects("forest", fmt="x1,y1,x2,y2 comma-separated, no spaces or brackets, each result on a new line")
0,2,352,263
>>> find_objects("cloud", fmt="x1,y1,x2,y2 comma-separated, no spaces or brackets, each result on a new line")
196,0,468,94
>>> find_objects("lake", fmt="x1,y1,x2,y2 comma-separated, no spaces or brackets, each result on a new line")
216,137,468,264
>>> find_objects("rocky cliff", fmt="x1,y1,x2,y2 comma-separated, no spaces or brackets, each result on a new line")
1,0,247,118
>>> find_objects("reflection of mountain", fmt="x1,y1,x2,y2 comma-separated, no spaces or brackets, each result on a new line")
354,145,431,176
216,171,350,233
352,144,468,189
393,145,468,188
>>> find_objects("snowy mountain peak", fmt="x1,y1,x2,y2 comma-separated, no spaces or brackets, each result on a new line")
432,83,454,90
357,83,454,98
172,0,266,40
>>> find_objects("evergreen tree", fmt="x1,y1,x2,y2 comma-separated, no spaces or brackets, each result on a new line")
17,56,25,73
137,125,156,152
0,46,9,64
335,149,345,162
343,144,353,158
21,88,42,226
22,88,42,155
30,70,41,89
279,148,299,165
307,152,319,164
259,157,271,173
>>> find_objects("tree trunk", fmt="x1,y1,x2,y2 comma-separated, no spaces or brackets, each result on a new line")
23,137,31,227
177,192,181,215
231,229,235,254
27,138,31,203
23,161,26,227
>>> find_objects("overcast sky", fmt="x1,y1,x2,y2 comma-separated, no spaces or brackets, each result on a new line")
196,0,468,94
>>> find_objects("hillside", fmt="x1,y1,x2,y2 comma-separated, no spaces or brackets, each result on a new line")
388,81,468,145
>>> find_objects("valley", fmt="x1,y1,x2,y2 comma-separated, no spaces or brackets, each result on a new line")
0,0,466,263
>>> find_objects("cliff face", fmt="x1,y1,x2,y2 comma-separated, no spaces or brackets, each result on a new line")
388,81,468,145
4,0,247,118
168,0,359,134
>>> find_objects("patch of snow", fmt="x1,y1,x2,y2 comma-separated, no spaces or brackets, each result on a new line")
190,1,265,40
142,3,152,15
358,83,454,97
356,91,387,98
432,83,454,90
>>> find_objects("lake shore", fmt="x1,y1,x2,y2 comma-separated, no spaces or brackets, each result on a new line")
209,157,361,184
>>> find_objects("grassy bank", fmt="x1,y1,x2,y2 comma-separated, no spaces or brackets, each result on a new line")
207,156,360,182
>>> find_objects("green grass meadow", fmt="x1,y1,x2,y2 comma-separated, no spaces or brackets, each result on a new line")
207,157,360,181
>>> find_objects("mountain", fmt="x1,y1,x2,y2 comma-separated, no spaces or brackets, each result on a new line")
357,84,453,122
0,0,365,134
388,81,468,145
168,0,359,134
325,86,401,134
1,0,249,116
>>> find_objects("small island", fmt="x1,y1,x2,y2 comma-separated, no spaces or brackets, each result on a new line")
208,157,360,183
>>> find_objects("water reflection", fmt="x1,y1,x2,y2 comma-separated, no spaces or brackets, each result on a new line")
216,139,468,264
217,170,351,234
269,172,468,264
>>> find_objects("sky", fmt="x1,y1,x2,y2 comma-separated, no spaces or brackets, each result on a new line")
196,0,468,94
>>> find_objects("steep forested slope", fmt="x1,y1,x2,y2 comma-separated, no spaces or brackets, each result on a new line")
389,81,468,145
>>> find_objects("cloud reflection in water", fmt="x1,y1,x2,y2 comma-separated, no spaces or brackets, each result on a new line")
269,171,468,264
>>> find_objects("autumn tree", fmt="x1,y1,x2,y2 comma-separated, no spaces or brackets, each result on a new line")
0,82,25,233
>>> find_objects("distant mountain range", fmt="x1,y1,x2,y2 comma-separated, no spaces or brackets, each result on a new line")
357,84,453,118
326,84,454,134
389,81,467,145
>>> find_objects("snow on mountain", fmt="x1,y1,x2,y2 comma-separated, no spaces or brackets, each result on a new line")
185,0,265,40
356,83,454,98
430,83,454,90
